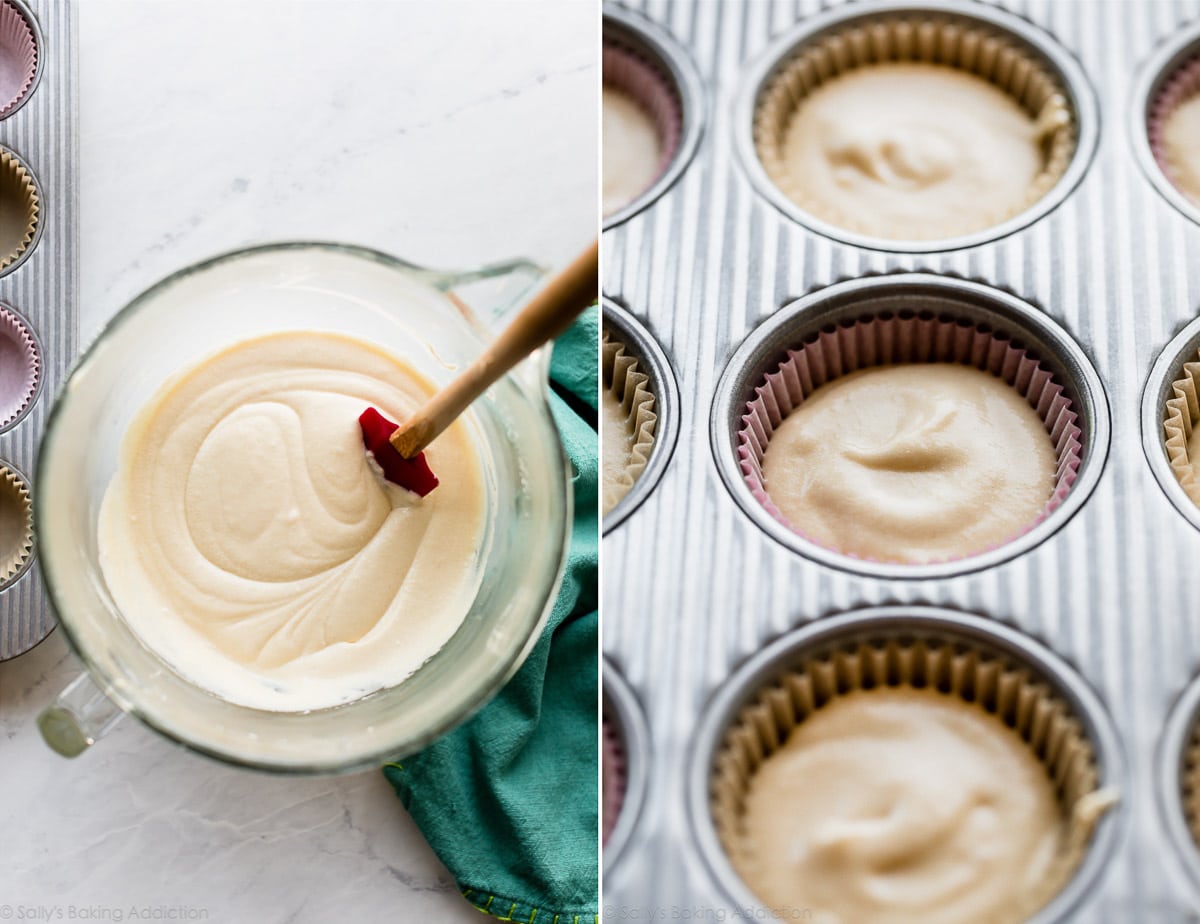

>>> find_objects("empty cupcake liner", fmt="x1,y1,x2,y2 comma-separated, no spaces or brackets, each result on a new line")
710,627,1118,921
736,313,1082,565
1163,352,1200,507
0,148,37,271
602,712,626,846
0,2,36,119
0,462,32,584
0,303,38,429
602,328,658,515
603,40,683,215
753,12,1076,241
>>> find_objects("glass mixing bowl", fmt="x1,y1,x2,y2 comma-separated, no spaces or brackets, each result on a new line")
34,242,572,773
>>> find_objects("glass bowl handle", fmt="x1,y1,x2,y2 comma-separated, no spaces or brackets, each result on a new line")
38,672,123,757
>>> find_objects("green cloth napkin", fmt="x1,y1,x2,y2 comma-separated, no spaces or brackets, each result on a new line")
384,307,599,924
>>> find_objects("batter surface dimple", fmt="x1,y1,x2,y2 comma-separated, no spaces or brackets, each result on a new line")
780,64,1045,240
761,364,1056,563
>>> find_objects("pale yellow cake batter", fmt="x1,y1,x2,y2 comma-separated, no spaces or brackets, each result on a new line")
98,331,487,712
761,364,1056,563
1163,95,1200,206
602,387,635,514
603,84,662,216
781,64,1045,239
736,689,1063,924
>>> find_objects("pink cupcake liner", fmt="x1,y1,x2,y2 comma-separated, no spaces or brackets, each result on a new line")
0,303,38,428
0,2,36,119
602,713,626,846
604,42,683,192
1149,54,1200,199
736,313,1083,564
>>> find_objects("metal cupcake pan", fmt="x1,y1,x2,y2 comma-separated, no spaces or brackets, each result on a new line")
686,606,1126,923
602,296,681,532
711,273,1110,581
0,0,78,659
603,0,1200,917
602,4,705,230
731,0,1100,254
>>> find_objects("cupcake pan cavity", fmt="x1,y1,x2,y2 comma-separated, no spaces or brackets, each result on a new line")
0,0,78,659
688,608,1124,924
602,660,650,876
601,297,680,533
0,146,39,274
602,5,704,229
1133,20,1200,226
0,1,38,119
1159,675,1200,898
602,1,1200,916
0,302,38,432
1143,315,1200,533
733,0,1097,252
0,460,32,588
712,274,1108,581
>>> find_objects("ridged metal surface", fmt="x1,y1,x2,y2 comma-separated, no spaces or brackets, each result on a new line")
0,0,77,660
602,0,1200,918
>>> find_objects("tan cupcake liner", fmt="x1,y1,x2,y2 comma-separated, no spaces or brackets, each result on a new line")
0,463,32,582
0,148,37,270
1164,352,1200,506
753,13,1075,239
737,313,1082,564
602,329,658,514
712,634,1118,921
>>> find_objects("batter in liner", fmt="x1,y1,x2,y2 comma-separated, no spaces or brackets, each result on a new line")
735,688,1064,924
601,387,635,513
98,331,487,712
780,64,1052,239
761,364,1056,563
1162,94,1200,207
603,84,662,217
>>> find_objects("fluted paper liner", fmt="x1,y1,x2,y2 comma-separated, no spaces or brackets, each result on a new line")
602,711,626,846
711,633,1118,921
753,13,1075,240
0,149,36,270
603,40,683,213
1148,56,1200,203
0,2,36,119
0,303,36,428
0,463,31,583
1164,352,1200,506
603,328,658,514
736,313,1083,563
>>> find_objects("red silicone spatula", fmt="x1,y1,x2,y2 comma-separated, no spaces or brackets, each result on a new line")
361,240,599,496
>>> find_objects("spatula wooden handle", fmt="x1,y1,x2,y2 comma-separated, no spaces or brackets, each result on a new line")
390,240,599,459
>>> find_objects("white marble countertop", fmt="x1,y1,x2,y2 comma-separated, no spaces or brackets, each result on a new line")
0,1,596,920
